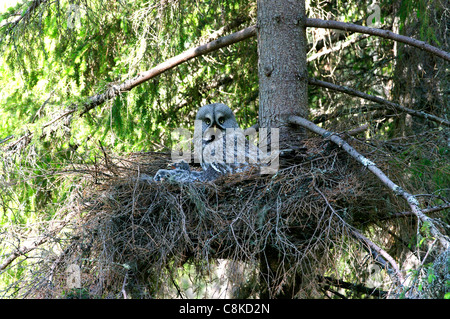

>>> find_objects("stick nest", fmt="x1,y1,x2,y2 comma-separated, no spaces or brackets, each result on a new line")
19,137,402,298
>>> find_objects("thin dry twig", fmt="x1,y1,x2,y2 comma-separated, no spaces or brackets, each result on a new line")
289,115,450,249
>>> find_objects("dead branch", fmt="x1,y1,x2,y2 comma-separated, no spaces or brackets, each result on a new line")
0,135,14,145
0,210,76,273
203,15,251,43
306,18,450,61
80,26,257,115
308,78,450,127
315,185,404,284
289,115,450,249
78,18,449,116
312,104,384,124
345,124,369,137
42,107,76,129
382,204,450,220
308,33,370,62
349,228,404,284
1,231,52,272
321,276,388,298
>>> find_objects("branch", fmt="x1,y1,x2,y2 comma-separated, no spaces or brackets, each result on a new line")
305,18,450,62
78,18,449,116
320,276,388,298
289,115,450,249
312,104,383,124
308,19,366,53
308,78,450,127
308,33,370,62
80,26,257,116
315,185,404,284
345,124,369,137
0,0,48,42
0,233,49,272
0,210,76,272
349,227,404,284
383,204,450,220
42,107,76,128
203,15,251,43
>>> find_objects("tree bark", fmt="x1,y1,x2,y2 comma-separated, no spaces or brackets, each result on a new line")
257,0,308,298
257,0,308,150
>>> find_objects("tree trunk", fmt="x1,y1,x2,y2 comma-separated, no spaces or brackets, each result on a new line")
257,0,308,298
257,0,308,149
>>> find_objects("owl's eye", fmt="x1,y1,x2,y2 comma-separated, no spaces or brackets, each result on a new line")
205,118,211,125
218,117,225,124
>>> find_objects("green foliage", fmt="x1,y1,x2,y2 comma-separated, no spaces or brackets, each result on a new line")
0,0,448,299
0,0,258,296
398,0,440,44
1,0,257,152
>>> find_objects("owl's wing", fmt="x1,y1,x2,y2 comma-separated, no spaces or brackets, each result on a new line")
153,166,207,183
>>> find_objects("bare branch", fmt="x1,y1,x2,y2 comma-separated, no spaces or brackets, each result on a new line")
349,227,404,284
1,233,49,272
308,33,370,62
80,26,257,116
306,18,450,61
42,107,76,129
308,78,450,127
78,18,448,116
345,124,369,137
315,185,404,284
289,115,450,249
383,204,450,220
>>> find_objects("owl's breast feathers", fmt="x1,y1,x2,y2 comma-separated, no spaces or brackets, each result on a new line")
153,103,277,183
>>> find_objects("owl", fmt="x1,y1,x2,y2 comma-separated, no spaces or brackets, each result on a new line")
153,103,263,183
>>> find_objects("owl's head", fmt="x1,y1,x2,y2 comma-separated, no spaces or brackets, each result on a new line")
195,103,239,142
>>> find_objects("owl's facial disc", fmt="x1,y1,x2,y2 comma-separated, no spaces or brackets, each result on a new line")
215,112,226,130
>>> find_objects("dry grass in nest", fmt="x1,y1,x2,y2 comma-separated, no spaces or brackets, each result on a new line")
14,137,399,299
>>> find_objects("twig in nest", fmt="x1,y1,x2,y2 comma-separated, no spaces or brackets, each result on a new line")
314,185,404,285
289,115,450,249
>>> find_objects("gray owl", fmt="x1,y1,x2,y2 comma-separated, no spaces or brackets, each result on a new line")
154,103,263,183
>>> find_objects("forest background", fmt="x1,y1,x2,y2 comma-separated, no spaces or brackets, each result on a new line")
0,0,448,299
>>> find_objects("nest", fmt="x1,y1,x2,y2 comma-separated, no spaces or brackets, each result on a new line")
18,137,401,299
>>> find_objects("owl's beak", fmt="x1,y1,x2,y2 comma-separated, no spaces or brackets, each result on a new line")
203,125,221,143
